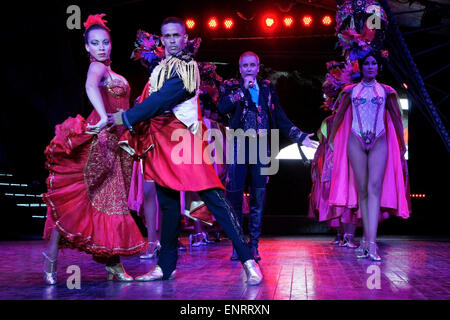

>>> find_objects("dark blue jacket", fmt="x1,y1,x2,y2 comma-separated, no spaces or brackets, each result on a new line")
122,76,195,134
217,78,307,144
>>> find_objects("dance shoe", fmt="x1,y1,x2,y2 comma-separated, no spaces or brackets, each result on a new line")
251,246,261,261
135,265,176,281
243,260,263,286
367,242,382,261
230,248,239,261
357,241,381,261
190,232,215,247
140,241,161,259
105,263,134,282
339,233,358,248
356,249,369,259
355,238,367,254
330,233,343,245
42,252,57,285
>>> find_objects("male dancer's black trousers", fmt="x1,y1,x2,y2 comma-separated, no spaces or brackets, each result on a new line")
155,184,254,279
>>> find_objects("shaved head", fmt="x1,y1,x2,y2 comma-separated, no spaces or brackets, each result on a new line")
239,51,260,65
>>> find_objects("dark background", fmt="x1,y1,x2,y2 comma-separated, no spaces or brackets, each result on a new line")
1,0,449,238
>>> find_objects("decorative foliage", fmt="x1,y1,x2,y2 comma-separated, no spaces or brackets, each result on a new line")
186,37,202,58
130,30,164,66
336,0,388,61
320,0,390,112
321,60,358,111
130,29,202,72
198,62,226,122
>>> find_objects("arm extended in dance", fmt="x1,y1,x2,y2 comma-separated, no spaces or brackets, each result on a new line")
119,76,195,132
270,86,318,148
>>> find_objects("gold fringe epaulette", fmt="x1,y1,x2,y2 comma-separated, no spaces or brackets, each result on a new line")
148,56,200,97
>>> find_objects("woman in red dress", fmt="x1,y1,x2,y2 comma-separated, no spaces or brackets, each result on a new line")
41,14,147,284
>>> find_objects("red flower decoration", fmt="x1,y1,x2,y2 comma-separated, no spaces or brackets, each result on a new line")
83,13,110,32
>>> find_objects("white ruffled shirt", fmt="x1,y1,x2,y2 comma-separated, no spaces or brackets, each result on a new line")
171,91,200,134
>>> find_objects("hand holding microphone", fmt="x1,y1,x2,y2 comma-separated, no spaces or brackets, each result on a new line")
244,75,255,89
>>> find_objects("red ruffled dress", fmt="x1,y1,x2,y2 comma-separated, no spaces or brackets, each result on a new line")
43,73,147,260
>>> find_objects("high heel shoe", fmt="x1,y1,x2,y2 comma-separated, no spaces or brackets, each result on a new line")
339,233,358,248
135,265,176,281
105,263,134,282
356,238,369,259
367,241,382,261
189,232,215,247
243,260,263,286
189,232,205,247
330,232,343,245
42,252,57,285
355,238,366,254
140,241,161,259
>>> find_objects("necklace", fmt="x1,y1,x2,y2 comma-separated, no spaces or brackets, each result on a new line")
89,55,111,66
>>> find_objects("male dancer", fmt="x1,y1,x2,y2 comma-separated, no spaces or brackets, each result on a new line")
108,17,262,285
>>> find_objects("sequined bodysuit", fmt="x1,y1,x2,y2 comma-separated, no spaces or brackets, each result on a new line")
351,81,386,150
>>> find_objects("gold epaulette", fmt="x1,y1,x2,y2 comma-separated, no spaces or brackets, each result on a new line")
148,56,200,97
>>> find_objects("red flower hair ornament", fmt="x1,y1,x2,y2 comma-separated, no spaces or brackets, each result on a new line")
83,13,111,36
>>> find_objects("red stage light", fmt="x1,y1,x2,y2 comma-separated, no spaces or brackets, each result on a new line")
283,16,294,27
322,15,332,26
185,19,195,29
265,17,275,27
224,18,234,29
208,17,218,29
302,16,313,27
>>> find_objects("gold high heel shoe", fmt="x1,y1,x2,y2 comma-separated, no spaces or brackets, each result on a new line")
42,252,57,285
140,241,161,259
339,233,358,248
105,263,134,282
135,265,176,281
243,260,263,286
367,241,381,261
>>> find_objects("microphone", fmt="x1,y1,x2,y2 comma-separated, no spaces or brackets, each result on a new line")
248,81,254,88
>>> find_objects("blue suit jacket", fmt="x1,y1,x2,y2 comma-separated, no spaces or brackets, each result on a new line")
217,78,307,144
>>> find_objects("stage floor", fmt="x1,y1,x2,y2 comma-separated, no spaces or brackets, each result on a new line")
1,236,449,300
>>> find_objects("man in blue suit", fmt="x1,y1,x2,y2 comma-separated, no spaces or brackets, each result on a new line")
218,51,318,261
